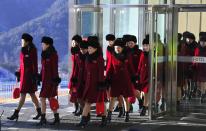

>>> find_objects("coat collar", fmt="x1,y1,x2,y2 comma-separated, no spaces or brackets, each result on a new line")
86,50,99,63
41,46,57,59
21,43,35,55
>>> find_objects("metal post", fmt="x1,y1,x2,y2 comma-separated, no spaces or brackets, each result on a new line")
149,8,155,120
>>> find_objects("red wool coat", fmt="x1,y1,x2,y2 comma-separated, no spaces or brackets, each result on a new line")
19,45,38,93
68,54,79,102
138,52,149,93
105,46,114,73
82,51,106,103
40,49,59,98
71,53,87,100
68,54,79,89
127,46,142,89
194,47,206,82
180,41,197,79
127,46,142,73
106,52,135,97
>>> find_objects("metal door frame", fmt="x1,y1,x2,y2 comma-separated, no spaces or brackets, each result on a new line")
69,2,206,120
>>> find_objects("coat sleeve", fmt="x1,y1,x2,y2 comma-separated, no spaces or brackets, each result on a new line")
127,54,136,77
137,53,143,76
69,55,78,80
98,56,105,82
51,53,59,80
105,56,114,80
31,48,38,75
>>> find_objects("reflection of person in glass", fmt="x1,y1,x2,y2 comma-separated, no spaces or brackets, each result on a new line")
180,32,197,100
194,36,206,103
7,33,41,121
137,38,150,116
106,38,136,122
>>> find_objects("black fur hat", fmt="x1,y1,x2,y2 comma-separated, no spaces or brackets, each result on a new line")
87,41,99,48
106,34,115,41
72,35,82,44
113,38,125,48
129,35,137,43
200,36,206,42
41,36,53,45
79,40,88,49
22,33,33,42
123,34,131,43
142,38,149,45
88,36,99,43
186,33,195,40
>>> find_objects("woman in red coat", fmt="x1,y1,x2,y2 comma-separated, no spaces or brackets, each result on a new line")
194,36,206,103
7,33,41,121
106,38,136,122
38,36,61,125
71,40,88,116
77,40,107,128
68,35,81,115
137,38,150,116
127,35,143,111
105,34,125,116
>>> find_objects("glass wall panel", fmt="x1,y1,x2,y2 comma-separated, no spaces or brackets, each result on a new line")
77,0,94,4
175,0,202,4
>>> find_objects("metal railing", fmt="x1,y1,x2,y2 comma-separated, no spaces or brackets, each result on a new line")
0,80,68,104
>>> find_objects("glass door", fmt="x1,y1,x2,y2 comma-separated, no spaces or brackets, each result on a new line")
149,6,176,119
75,7,103,45
176,5,206,117
72,3,175,120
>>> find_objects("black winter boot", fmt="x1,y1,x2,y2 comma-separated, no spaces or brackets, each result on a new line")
118,107,124,117
140,106,147,116
38,114,46,126
99,116,107,127
33,107,42,120
75,107,83,116
50,113,60,125
76,116,88,128
107,111,112,123
73,102,79,115
7,109,19,121
125,112,130,122
138,98,144,109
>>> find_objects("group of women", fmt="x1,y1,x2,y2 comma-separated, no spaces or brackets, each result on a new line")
7,33,61,125
69,34,150,128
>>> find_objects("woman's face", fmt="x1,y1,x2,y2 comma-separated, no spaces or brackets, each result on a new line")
200,41,206,47
42,43,49,51
21,39,28,47
88,46,97,54
108,41,114,46
114,46,123,54
143,44,150,52
80,48,88,54
186,38,193,44
72,40,78,47
127,41,136,48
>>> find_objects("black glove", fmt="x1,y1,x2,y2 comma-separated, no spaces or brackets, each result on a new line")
97,81,106,91
14,71,20,82
52,77,62,87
